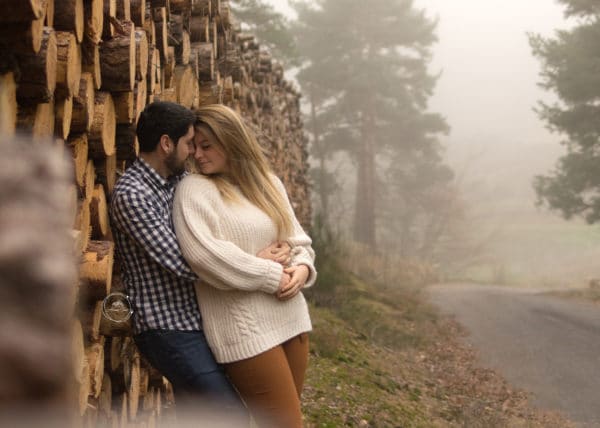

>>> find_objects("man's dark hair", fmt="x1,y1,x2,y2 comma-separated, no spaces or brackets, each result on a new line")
136,101,195,152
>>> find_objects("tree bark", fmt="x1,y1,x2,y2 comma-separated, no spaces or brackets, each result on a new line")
95,153,117,194
17,101,55,139
54,0,84,42
190,15,209,42
116,0,131,21
0,0,45,22
103,0,117,39
0,73,17,136
84,339,105,399
99,26,136,91
55,95,73,139
173,65,194,107
84,0,104,44
135,28,148,81
116,123,139,163
67,134,88,189
80,240,114,301
71,72,95,133
353,109,377,247
192,0,210,17
82,36,101,90
130,0,146,26
55,31,81,98
195,42,213,81
89,91,116,158
90,184,110,240
113,91,135,124
15,27,57,102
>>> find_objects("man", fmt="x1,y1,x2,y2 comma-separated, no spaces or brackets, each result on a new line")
110,101,245,418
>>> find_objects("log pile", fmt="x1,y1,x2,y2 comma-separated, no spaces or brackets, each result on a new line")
0,0,310,426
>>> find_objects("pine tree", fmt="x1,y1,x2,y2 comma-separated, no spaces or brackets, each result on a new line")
292,0,449,246
530,0,600,222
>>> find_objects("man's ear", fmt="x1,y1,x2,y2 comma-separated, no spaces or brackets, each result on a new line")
158,134,172,154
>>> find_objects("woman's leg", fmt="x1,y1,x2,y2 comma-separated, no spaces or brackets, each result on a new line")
224,334,309,428
281,333,310,398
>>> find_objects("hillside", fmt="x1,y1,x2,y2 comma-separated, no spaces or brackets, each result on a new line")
302,274,572,427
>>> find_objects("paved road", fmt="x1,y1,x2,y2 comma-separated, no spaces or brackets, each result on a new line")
427,283,600,427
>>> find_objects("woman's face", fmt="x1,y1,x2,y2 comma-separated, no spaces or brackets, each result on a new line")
193,126,228,175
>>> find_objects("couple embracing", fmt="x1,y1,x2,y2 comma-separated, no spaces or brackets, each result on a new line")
110,101,316,427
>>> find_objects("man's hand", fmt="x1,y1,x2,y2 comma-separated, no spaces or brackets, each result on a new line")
277,265,309,301
257,241,292,266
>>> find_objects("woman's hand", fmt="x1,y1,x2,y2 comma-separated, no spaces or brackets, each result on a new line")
257,241,292,266
277,265,309,301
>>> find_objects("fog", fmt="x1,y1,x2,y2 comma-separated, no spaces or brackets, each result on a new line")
265,0,600,288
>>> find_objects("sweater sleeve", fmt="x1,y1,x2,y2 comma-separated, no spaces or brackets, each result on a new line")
271,175,318,289
173,177,283,294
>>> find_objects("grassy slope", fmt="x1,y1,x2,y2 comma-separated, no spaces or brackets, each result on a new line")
301,274,573,427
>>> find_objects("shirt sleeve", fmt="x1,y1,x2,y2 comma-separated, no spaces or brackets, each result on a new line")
271,175,318,289
173,178,283,294
111,188,198,281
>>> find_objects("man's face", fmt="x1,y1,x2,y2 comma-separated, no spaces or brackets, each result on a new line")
165,125,195,176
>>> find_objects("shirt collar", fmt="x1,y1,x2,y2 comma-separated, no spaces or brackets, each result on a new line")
135,158,185,189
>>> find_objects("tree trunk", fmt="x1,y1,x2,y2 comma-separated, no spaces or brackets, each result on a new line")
0,17,45,53
80,240,114,300
153,7,169,62
190,15,209,42
103,0,117,39
89,91,116,158
84,0,104,44
55,95,73,139
113,91,135,124
84,338,105,399
354,109,377,247
116,0,131,21
17,101,55,139
130,0,146,26
95,153,117,194
173,65,194,107
99,27,136,92
195,42,213,81
192,0,211,17
135,28,148,81
0,0,45,22
55,31,81,98
67,134,88,189
0,73,17,136
116,123,139,163
15,27,57,102
90,184,110,240
81,36,101,90
71,72,95,133
54,0,84,42
80,300,103,341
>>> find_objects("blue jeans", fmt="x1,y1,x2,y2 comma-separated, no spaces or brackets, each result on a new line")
134,330,248,422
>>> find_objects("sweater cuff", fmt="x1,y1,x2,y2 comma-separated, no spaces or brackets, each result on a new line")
262,261,284,294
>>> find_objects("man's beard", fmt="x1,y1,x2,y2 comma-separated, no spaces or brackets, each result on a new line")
165,149,186,176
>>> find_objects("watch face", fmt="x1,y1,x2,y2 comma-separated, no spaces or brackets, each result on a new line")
102,292,133,323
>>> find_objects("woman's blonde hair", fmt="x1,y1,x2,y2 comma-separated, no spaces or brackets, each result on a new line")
193,104,293,239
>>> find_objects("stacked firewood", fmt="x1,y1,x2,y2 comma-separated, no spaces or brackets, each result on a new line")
0,0,310,426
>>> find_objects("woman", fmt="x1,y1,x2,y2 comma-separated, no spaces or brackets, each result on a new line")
172,104,316,427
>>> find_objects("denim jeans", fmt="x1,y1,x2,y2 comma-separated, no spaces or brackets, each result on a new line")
134,329,248,423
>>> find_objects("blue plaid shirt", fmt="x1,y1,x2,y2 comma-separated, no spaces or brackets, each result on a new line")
110,159,202,333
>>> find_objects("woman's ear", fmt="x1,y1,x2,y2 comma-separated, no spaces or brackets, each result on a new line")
159,134,172,154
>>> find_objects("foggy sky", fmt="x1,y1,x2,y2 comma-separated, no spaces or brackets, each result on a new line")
265,0,571,147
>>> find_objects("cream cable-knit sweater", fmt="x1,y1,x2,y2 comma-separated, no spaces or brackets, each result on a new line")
173,173,316,363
